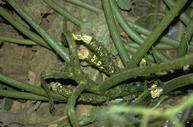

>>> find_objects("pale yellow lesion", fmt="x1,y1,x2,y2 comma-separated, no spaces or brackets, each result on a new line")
77,45,90,60
148,82,163,99
49,82,63,92
72,33,93,44
139,58,147,66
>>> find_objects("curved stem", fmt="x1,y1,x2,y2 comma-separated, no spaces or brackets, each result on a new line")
99,54,193,92
67,85,86,127
7,0,70,62
65,0,102,14
44,0,83,27
129,0,188,67
63,30,81,69
102,0,129,67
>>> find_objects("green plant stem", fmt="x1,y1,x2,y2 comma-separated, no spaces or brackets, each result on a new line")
63,30,81,69
0,90,49,101
128,0,188,67
177,16,193,57
0,6,49,48
108,90,193,118
0,73,65,101
163,73,193,94
110,0,143,44
65,0,102,13
99,54,193,92
0,35,36,45
164,0,191,25
110,0,169,62
67,85,86,127
127,21,178,47
43,0,83,27
7,0,70,62
102,0,129,67
0,73,47,96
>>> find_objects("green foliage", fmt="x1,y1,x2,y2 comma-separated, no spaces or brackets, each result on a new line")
1,0,193,127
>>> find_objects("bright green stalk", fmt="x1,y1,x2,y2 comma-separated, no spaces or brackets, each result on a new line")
99,54,193,92
102,0,129,67
177,16,193,57
65,0,102,13
129,0,188,67
0,35,36,45
0,90,49,101
7,0,70,62
44,0,83,27
67,85,86,127
0,6,49,48
164,0,191,25
63,30,81,69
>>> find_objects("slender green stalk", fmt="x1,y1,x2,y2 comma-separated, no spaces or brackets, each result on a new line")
0,6,49,48
177,16,193,57
63,30,81,69
67,85,86,127
65,0,102,13
0,73,65,101
110,0,144,44
127,21,179,47
99,54,193,92
102,0,129,67
163,73,193,94
110,0,169,62
0,90,49,101
129,0,188,67
164,0,191,25
0,73,47,97
44,0,83,27
0,35,36,45
127,21,193,51
7,0,70,62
